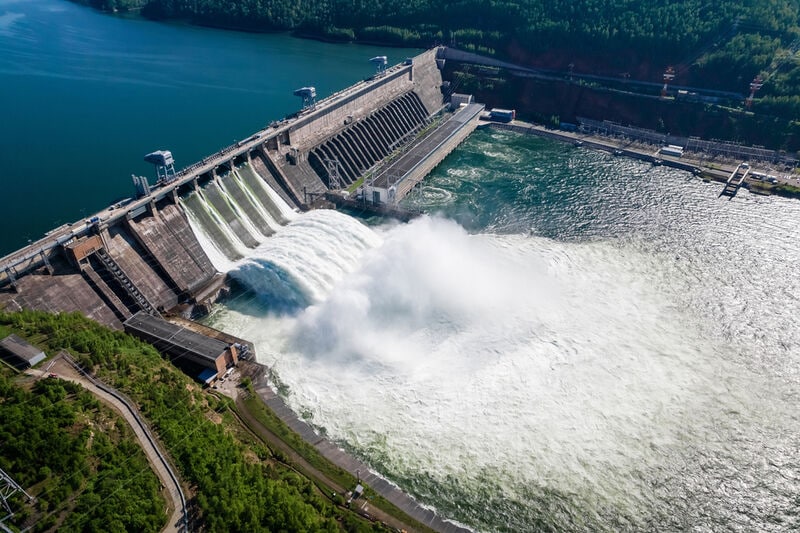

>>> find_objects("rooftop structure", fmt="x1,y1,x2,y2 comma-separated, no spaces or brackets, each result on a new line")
144,150,176,183
660,145,684,157
370,55,388,77
293,87,317,110
132,174,151,199
123,311,238,381
0,334,46,370
450,93,473,109
144,150,174,167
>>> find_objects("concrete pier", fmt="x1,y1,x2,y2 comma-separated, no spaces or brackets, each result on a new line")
720,163,750,198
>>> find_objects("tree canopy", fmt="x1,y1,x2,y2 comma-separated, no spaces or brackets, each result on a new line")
0,311,387,532
75,0,800,111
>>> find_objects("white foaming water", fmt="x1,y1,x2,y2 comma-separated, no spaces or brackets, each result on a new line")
180,166,300,270
261,173,298,222
230,170,282,233
216,178,269,240
210,214,787,530
182,194,240,272
227,209,382,304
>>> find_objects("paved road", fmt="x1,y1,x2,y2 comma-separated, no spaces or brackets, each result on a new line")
29,355,187,533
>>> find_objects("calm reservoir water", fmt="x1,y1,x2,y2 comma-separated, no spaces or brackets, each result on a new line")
3,2,800,532
0,0,417,256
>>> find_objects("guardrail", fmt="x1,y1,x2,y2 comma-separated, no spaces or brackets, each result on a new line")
60,353,189,532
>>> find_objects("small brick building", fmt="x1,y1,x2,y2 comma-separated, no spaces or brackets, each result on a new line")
123,312,238,382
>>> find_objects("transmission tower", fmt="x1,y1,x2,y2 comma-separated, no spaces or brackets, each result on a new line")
1,468,34,530
746,75,763,109
661,66,675,98
323,158,342,190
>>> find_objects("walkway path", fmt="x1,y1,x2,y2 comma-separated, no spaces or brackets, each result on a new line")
29,354,188,533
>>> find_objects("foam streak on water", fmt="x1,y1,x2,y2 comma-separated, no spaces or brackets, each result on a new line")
207,131,800,532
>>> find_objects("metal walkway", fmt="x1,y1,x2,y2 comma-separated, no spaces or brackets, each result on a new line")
720,162,750,198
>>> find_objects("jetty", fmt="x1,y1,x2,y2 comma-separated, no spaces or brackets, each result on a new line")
720,162,750,198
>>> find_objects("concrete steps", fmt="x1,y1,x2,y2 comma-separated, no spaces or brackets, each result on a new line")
94,248,159,316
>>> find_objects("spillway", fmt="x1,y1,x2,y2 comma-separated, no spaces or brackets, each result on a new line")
0,48,447,324
219,170,276,238
179,162,298,265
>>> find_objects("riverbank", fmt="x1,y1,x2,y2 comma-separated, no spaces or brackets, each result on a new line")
211,360,438,532
484,120,800,199
238,360,472,533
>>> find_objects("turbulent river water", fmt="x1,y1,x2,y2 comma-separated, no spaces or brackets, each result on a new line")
4,1,798,530
205,129,800,532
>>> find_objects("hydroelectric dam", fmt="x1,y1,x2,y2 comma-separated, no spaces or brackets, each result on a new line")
0,48,480,330
0,46,481,533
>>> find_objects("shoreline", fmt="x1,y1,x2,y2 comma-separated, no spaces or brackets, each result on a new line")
484,120,800,199
243,360,472,533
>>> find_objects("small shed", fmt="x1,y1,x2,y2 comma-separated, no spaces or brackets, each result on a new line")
660,144,684,157
450,93,474,109
0,334,46,370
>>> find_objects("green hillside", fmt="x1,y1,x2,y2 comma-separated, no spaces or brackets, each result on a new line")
71,0,800,140
131,0,800,98
0,311,396,532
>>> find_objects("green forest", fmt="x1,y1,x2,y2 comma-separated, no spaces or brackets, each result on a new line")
74,0,800,107
0,371,165,531
0,311,392,532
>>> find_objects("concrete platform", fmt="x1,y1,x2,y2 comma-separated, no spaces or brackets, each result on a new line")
370,102,484,202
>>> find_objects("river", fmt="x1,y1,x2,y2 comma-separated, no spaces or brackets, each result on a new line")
207,129,800,532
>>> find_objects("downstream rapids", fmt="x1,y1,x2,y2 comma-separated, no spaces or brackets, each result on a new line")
203,129,800,532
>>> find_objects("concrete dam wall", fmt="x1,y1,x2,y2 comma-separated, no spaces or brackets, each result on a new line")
0,48,447,328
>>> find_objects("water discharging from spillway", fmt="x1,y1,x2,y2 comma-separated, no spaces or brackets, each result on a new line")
180,163,298,268
191,131,800,533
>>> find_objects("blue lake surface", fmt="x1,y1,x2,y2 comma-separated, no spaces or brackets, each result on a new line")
0,0,418,255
